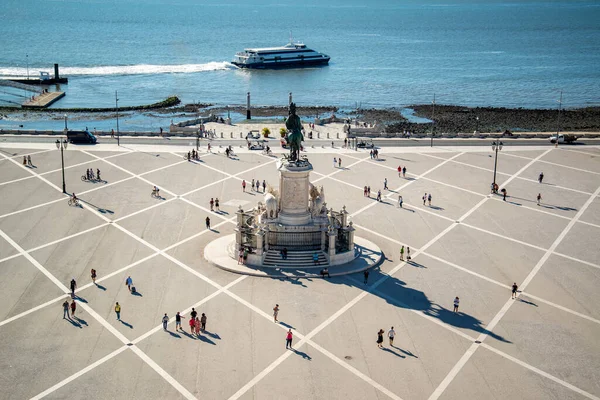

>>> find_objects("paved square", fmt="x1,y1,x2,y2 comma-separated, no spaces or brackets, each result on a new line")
0,143,599,400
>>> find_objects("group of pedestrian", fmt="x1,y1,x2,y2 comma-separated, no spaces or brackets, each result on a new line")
399,245,411,261
376,327,396,348
422,192,432,206
209,197,220,212
397,165,407,178
363,186,372,197
22,155,33,167
333,157,342,168
248,178,267,192
238,247,249,264
369,149,380,159
187,149,200,161
85,168,101,181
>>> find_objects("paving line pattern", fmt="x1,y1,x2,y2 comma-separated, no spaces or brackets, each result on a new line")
0,146,598,399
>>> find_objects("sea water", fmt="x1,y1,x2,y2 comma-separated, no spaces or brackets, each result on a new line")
1,0,599,111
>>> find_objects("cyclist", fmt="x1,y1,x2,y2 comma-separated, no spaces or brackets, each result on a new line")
152,186,160,197
71,193,78,205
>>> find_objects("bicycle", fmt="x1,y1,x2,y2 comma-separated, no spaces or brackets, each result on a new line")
81,175,88,181
151,190,160,198
262,148,273,156
68,198,80,207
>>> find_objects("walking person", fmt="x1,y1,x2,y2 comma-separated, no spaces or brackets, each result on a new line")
96,168,101,181
70,278,77,297
210,198,214,211
402,166,406,178
70,300,77,318
338,157,342,168
189,315,196,335
242,180,246,192
251,179,255,191
125,276,133,292
162,313,169,331
286,329,293,349
397,166,402,177
384,178,388,190
273,304,279,322
501,188,507,201
215,198,220,211
200,313,207,331
90,267,97,284
537,193,542,206
512,282,518,299
423,193,427,206
367,186,371,197
262,180,266,193
256,180,260,192
27,155,32,166
23,156,27,165
363,186,368,197
428,193,432,206
115,302,121,320
111,129,115,138
406,247,411,261
400,245,404,261
333,157,337,168
62,299,70,319
376,190,382,202
194,317,201,336
175,312,184,331
453,296,460,313
363,269,369,284
538,172,544,183
377,329,384,348
398,195,403,208
205,216,211,230
388,326,396,346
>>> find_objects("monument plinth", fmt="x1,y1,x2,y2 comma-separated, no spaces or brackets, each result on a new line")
277,159,312,225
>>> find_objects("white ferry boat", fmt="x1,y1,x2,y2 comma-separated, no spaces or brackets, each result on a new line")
232,39,330,69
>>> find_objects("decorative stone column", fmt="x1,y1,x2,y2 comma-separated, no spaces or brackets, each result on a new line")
346,221,356,252
340,205,348,227
256,229,265,256
328,226,337,257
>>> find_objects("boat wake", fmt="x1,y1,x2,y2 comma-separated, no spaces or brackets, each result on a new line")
0,62,236,77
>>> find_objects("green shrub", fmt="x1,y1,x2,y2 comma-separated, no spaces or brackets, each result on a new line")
262,127,271,138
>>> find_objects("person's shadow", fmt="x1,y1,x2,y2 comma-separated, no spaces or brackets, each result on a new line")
198,335,216,345
291,348,312,360
381,347,405,358
120,320,133,329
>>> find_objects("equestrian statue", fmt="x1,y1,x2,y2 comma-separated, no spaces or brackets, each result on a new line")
285,102,304,161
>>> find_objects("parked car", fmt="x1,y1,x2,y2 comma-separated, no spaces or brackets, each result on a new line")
67,129,97,144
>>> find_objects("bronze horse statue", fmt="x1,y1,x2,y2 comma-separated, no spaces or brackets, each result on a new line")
285,102,304,161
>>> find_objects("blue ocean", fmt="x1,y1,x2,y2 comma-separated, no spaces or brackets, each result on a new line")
1,0,599,112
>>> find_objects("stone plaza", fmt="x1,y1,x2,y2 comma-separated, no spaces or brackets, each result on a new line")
0,140,599,400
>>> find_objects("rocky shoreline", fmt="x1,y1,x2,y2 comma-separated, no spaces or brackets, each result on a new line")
2,100,599,134
384,105,600,134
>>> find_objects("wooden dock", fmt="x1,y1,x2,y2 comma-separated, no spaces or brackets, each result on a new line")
22,91,65,109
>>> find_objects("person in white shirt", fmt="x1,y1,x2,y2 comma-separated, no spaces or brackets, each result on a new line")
388,327,396,346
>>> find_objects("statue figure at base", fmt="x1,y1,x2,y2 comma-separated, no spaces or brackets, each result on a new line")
285,102,304,161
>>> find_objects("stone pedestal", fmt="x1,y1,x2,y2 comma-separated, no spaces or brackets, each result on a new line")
277,159,312,225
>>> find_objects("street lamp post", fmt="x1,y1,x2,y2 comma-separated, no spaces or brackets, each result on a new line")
26,54,29,81
491,140,503,192
115,91,120,146
556,90,563,137
64,114,68,131
430,93,436,147
475,116,479,134
55,138,68,193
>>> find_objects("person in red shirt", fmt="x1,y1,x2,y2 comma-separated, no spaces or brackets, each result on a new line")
286,329,293,349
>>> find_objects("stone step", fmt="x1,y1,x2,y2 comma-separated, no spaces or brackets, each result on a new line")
263,250,328,268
